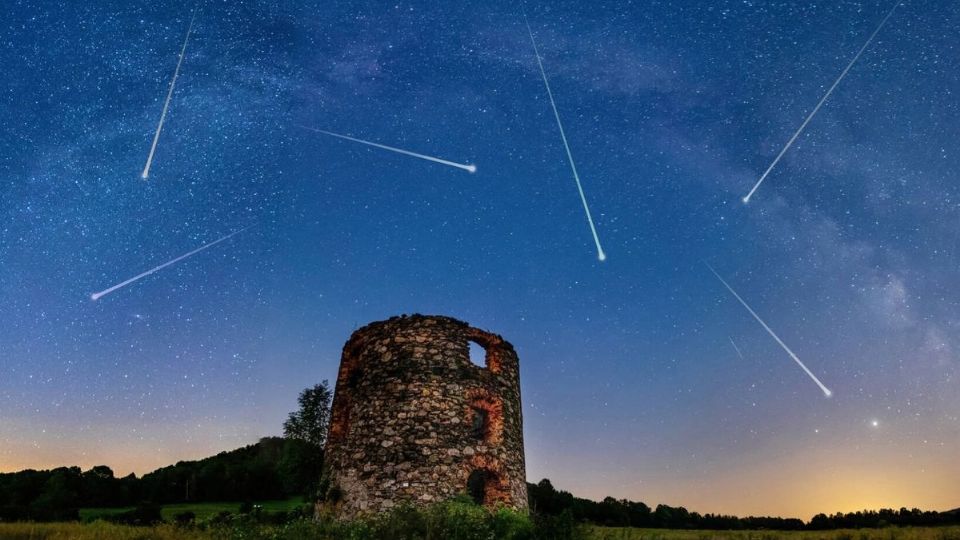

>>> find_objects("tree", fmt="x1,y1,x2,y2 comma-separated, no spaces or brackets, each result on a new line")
283,381,332,448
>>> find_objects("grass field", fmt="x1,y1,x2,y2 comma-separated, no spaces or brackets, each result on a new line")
0,521,208,540
586,526,960,540
78,497,306,522
0,523,957,540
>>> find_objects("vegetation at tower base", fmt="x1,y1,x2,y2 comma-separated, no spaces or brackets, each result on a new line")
322,314,528,518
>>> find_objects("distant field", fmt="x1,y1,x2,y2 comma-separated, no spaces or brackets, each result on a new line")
78,497,306,522
586,526,960,540
0,521,207,540
1,522,957,540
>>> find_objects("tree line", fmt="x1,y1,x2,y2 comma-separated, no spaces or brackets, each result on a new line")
0,437,321,522
526,478,960,530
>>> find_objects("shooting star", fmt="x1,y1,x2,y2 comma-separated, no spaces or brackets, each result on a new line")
728,336,746,362
297,126,476,174
90,226,250,301
141,13,196,180
706,263,833,398
742,0,901,203
523,15,606,262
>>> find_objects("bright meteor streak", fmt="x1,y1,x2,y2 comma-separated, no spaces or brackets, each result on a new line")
742,0,901,204
707,264,833,398
297,126,476,174
90,227,250,301
141,13,196,180
523,15,606,262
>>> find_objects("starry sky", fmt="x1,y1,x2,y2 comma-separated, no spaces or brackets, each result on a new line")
1,0,958,520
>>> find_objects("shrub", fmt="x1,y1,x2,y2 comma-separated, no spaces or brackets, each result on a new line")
359,496,544,540
174,510,196,526
206,510,233,526
533,509,585,540
181,496,579,540
106,502,163,526
371,504,430,540
491,507,536,540
422,497,492,540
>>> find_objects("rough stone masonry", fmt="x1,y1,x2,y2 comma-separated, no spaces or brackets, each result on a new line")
320,314,527,518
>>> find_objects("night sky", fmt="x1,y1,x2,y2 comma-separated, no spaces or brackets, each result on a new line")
1,0,958,520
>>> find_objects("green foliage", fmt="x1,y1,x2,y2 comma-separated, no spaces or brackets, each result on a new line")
6,502,960,540
174,511,196,526
283,381,332,448
105,503,164,526
490,506,537,540
353,497,554,540
526,479,959,531
583,526,960,540
0,521,212,539
277,438,325,499
80,498,305,524
0,437,322,520
533,509,583,540
421,497,491,540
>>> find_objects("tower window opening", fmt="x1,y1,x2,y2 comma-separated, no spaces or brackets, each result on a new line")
468,340,486,367
471,406,489,439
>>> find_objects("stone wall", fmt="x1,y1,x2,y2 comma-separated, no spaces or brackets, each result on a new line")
321,314,527,518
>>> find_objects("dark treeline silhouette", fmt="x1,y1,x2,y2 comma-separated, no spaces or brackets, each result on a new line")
807,508,960,530
141,437,321,503
2,447,957,529
526,478,960,531
0,437,321,522
0,465,136,521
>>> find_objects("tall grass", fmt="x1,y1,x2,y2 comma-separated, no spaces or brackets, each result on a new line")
79,498,306,523
585,526,960,540
1,515,957,540
0,521,209,540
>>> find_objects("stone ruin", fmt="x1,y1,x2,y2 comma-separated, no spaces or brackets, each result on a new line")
320,314,527,518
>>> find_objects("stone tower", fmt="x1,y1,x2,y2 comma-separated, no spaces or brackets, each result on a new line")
321,314,527,518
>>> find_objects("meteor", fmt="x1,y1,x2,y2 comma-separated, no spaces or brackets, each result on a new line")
297,126,476,174
90,227,250,301
141,13,196,180
728,336,746,362
706,264,833,398
742,0,902,204
523,15,606,262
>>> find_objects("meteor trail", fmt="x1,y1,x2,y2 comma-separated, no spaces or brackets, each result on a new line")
523,15,606,262
297,126,476,174
728,336,746,362
742,0,901,204
141,13,196,180
706,264,833,398
90,227,250,301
